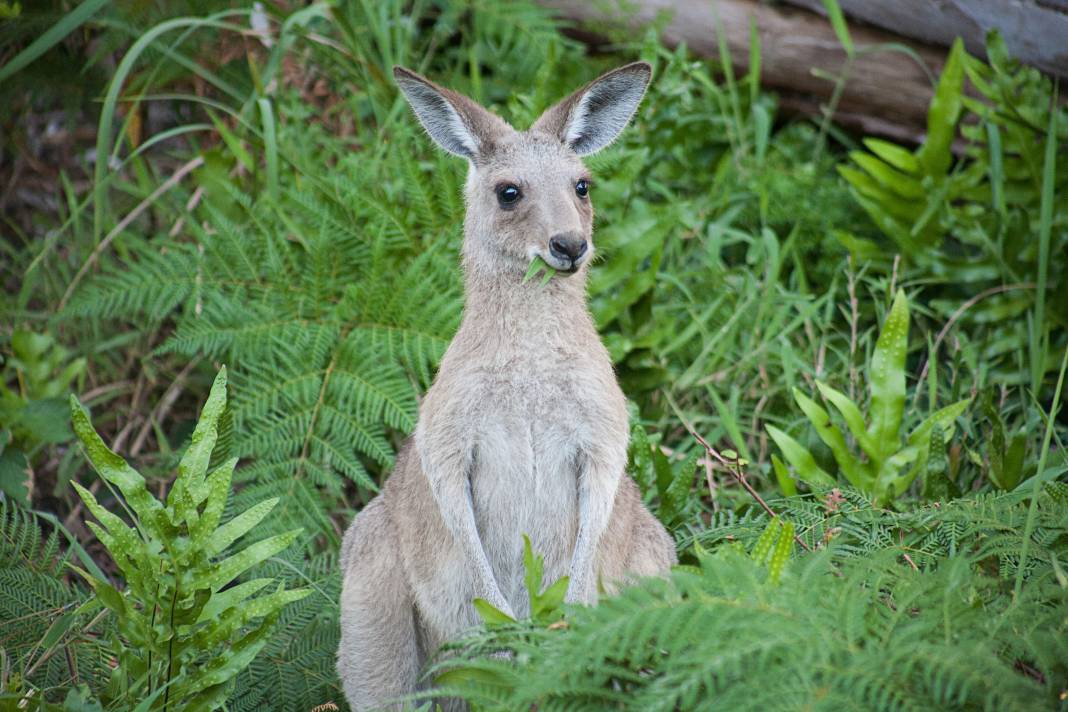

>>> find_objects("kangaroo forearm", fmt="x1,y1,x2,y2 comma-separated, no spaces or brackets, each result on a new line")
568,460,622,601
450,481,510,608
421,450,512,613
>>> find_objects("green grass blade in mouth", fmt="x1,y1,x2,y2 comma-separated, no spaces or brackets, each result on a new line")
523,254,558,285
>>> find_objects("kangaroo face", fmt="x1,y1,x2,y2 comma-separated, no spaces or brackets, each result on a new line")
394,62,651,279
465,134,593,276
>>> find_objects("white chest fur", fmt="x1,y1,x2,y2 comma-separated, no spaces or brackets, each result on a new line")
416,275,628,616
468,371,585,612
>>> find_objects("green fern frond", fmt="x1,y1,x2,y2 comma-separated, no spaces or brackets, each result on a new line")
0,501,106,700
438,540,1066,711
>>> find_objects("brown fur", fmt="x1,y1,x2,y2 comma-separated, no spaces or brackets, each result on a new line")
338,62,676,711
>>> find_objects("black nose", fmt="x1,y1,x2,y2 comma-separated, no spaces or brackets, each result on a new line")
549,235,588,262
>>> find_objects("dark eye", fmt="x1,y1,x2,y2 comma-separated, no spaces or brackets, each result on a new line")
575,179,589,198
497,184,522,206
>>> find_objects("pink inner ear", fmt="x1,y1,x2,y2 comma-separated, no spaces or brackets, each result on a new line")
531,64,651,156
563,73,649,155
396,68,516,160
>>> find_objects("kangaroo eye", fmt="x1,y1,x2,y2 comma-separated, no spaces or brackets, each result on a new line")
575,179,589,198
497,184,522,206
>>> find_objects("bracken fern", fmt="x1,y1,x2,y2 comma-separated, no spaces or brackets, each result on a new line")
436,487,1068,711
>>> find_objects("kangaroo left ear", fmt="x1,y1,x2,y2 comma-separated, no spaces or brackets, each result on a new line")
532,61,651,156
393,66,512,161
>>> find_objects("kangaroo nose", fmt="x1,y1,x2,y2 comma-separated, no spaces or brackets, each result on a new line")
549,235,588,262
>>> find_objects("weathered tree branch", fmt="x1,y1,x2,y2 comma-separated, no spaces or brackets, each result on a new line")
538,0,1064,144
785,0,1068,80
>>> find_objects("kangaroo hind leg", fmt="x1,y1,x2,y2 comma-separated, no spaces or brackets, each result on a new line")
337,498,423,711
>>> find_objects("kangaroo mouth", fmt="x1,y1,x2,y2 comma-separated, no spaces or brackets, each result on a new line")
543,254,585,275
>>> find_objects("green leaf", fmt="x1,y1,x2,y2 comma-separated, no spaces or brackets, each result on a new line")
906,399,970,453
69,396,164,531
663,452,699,522
532,576,569,622
821,0,853,57
522,534,544,607
920,423,959,501
435,662,516,690
73,568,126,618
19,397,73,445
522,534,568,622
916,39,965,176
0,0,110,83
208,110,254,172
206,528,301,591
815,381,873,455
39,611,77,651
72,481,147,591
176,607,284,699
589,208,672,327
202,586,310,647
62,684,107,712
767,521,794,585
849,152,924,199
523,255,556,284
170,367,228,521
0,448,29,505
652,445,675,502
11,329,54,359
129,684,171,712
204,496,279,557
792,388,866,489
750,517,779,564
863,138,919,174
194,578,273,624
984,391,1008,489
766,425,835,489
771,455,796,497
473,598,516,625
868,290,909,458
191,457,237,547
628,418,655,494
1002,433,1027,491
258,98,279,202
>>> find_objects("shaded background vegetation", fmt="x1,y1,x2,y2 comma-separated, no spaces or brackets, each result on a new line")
1,0,1066,709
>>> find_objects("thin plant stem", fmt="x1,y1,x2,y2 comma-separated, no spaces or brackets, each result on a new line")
915,283,1035,388
1014,345,1068,600
846,255,859,401
690,428,812,552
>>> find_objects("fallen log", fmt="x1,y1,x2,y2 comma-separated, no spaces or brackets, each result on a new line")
785,0,1068,80
538,0,950,144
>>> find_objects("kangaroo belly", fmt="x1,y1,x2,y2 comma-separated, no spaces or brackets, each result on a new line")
470,412,579,616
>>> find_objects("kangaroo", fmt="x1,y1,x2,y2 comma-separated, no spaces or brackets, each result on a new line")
337,62,677,710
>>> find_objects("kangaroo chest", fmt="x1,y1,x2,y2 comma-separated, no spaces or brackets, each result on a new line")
466,360,603,610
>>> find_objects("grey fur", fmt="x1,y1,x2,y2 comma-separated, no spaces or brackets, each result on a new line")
338,62,675,711
532,61,651,155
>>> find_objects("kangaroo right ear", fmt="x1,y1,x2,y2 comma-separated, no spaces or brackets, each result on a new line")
532,62,651,156
393,66,510,160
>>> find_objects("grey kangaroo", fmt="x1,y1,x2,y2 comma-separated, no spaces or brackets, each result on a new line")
337,62,677,710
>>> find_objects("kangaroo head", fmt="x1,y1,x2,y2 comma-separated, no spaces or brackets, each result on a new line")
394,62,651,279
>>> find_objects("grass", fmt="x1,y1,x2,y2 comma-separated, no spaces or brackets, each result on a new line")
1,0,1066,709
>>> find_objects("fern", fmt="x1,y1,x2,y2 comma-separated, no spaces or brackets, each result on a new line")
228,553,343,711
436,490,1068,711
0,501,108,701
40,2,1068,710
67,143,464,544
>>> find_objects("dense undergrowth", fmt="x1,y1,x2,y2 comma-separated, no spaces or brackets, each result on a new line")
1,0,1066,709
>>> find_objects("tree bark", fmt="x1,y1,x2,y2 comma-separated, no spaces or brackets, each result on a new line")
784,0,1068,80
538,0,949,143
539,0,1066,143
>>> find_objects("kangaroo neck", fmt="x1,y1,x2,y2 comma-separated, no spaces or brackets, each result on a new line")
457,257,596,346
